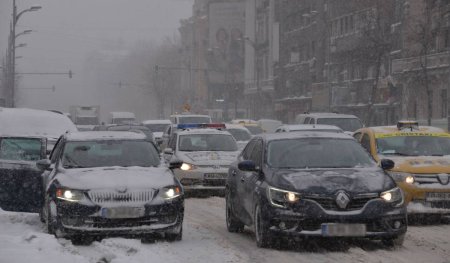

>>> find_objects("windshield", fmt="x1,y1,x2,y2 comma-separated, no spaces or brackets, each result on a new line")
143,124,170,132
178,116,212,124
179,134,237,151
0,138,43,161
62,140,160,168
227,129,252,141
75,117,98,125
317,118,363,132
268,138,375,169
245,126,264,135
376,135,450,156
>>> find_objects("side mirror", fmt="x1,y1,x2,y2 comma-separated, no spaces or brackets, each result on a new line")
380,159,395,170
36,159,52,171
164,148,174,155
238,160,257,172
169,159,183,169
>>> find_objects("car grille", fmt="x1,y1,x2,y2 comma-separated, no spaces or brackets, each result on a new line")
89,214,178,228
88,190,155,205
414,174,450,184
306,194,378,211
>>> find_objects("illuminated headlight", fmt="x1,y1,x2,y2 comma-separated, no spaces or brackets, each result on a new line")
388,172,415,184
56,189,85,202
180,163,197,171
380,187,404,207
160,186,182,200
267,187,301,208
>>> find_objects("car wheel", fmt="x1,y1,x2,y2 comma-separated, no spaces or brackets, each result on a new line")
382,233,405,248
70,236,93,246
254,204,272,248
166,225,183,242
225,190,244,233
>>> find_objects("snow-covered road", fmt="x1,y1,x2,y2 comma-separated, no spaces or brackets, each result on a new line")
1,197,450,263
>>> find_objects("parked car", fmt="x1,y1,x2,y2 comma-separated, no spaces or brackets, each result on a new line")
142,119,172,146
225,124,252,151
226,132,406,248
163,124,240,195
275,124,343,133
295,112,363,133
37,131,184,245
353,121,450,217
0,107,78,153
0,136,47,212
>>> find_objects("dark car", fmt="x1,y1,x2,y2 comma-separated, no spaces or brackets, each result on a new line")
0,136,47,212
36,131,183,245
226,132,406,248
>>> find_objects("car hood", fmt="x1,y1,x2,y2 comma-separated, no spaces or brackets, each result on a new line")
55,166,175,190
380,155,450,174
272,167,394,195
178,151,239,165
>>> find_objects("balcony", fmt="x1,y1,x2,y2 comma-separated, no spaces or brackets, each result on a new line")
392,51,450,74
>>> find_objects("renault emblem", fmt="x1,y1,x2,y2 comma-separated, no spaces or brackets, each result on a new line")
336,191,350,209
116,187,127,193
437,174,450,185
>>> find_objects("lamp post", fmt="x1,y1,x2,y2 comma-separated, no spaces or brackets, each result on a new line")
8,0,41,107
244,36,261,119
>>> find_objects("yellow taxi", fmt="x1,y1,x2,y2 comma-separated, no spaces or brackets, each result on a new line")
353,121,450,215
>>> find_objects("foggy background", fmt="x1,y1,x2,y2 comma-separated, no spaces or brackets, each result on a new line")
1,0,193,122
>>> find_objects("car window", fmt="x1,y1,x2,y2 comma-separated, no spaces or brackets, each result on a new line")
168,133,177,150
309,118,315,124
227,128,252,141
361,134,372,153
241,140,256,160
353,132,362,141
178,134,237,152
50,137,64,163
0,138,43,161
304,117,311,124
249,140,263,167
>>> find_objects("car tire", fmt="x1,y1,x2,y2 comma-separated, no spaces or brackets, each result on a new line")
254,204,272,248
382,233,405,248
225,190,244,233
166,225,183,242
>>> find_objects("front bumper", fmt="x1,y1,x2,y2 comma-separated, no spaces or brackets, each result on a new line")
398,182,450,214
261,197,407,239
55,198,184,237
174,167,228,193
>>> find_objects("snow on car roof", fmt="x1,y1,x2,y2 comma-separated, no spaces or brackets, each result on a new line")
142,119,171,124
369,126,446,134
280,124,343,131
299,112,359,118
65,131,146,141
225,124,251,131
177,128,231,136
0,107,77,138
260,131,353,141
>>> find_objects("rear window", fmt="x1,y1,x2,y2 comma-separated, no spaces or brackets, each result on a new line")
317,118,363,132
0,138,43,161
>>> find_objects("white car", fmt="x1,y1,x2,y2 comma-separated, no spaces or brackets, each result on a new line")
142,119,172,146
275,124,343,133
163,124,240,195
225,124,252,150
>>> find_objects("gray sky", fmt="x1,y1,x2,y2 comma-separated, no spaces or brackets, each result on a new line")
5,0,193,119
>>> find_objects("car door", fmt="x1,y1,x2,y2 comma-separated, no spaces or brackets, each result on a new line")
233,139,256,224
242,139,263,223
0,136,47,212
41,137,64,193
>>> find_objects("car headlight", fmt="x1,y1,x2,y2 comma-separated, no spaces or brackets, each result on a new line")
380,187,404,207
159,186,182,200
388,172,415,184
56,189,85,202
267,186,301,208
180,162,197,171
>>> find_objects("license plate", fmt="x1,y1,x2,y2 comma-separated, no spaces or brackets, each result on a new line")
321,223,366,237
204,173,227,179
101,207,145,219
426,192,450,201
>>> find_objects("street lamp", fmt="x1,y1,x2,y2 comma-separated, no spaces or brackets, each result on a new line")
7,0,42,107
244,36,262,119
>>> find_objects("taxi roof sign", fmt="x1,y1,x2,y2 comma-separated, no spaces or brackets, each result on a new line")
397,120,419,131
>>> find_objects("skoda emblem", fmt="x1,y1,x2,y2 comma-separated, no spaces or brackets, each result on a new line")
335,191,350,209
437,174,450,185
116,187,127,193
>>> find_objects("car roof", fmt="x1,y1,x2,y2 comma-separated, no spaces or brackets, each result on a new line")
299,112,359,118
170,114,210,118
176,128,231,136
142,119,171,124
65,131,146,141
257,131,353,141
363,126,446,134
225,124,251,130
279,124,343,131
